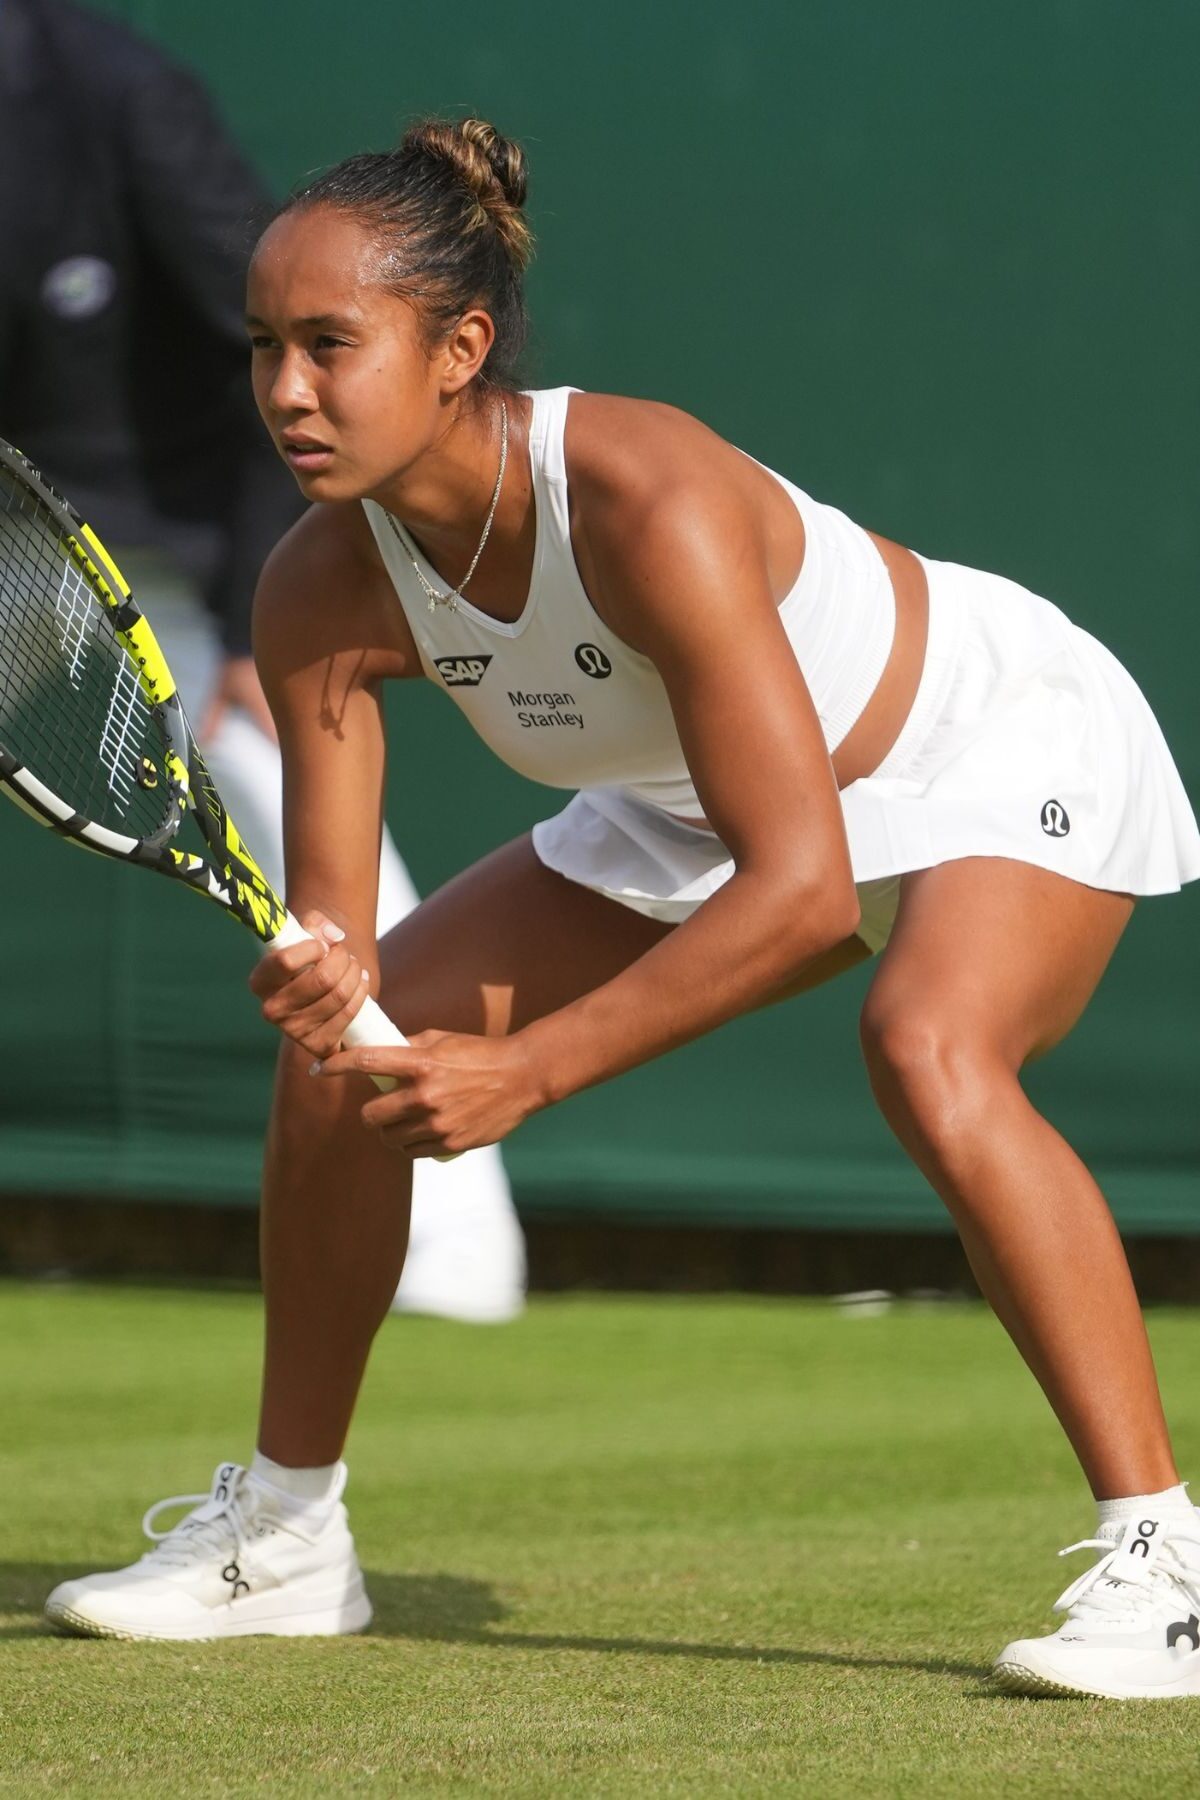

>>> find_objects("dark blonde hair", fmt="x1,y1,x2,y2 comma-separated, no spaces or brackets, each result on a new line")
283,118,533,391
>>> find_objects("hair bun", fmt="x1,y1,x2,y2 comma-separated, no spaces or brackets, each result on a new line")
402,117,533,271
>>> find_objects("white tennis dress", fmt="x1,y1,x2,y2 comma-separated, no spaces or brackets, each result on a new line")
363,387,1200,953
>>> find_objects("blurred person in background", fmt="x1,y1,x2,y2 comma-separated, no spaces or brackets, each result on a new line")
0,0,525,1323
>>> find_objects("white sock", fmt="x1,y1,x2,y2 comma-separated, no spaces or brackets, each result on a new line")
1096,1482,1192,1538
249,1451,344,1511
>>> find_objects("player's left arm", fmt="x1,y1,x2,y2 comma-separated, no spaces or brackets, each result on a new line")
511,469,862,1099
318,458,861,1150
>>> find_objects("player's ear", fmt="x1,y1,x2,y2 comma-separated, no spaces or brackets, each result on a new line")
438,308,495,396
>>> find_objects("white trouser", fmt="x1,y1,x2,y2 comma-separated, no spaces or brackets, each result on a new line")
121,553,524,1307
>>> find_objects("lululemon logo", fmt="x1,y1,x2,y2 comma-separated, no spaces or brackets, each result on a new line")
574,643,612,679
1040,800,1070,837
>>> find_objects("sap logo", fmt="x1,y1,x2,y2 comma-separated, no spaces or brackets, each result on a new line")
434,655,493,688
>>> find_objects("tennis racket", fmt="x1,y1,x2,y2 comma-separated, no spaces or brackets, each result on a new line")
0,434,410,1088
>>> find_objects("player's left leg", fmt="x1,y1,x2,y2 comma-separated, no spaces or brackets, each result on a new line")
859,856,1200,1698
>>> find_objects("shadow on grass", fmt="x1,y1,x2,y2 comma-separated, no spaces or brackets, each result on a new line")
1,1563,988,1681
369,1571,988,1679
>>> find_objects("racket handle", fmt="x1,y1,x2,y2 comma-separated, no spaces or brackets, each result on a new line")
270,912,458,1161
341,993,411,1069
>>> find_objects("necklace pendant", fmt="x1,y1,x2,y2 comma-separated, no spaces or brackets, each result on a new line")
389,396,506,624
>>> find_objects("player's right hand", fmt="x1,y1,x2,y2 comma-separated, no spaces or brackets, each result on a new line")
248,910,373,1058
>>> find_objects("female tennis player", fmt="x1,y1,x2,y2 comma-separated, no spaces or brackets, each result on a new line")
46,119,1200,1697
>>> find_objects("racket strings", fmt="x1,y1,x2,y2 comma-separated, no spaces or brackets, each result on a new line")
54,558,94,689
0,469,175,837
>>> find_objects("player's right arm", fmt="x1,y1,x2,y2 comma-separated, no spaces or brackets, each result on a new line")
247,503,418,1053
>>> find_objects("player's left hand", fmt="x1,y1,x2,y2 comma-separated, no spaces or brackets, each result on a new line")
312,1031,548,1156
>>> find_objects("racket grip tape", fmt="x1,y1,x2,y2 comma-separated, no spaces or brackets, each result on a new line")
269,912,458,1162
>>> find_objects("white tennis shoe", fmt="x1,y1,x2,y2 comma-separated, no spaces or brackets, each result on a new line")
993,1512,1200,1698
44,1461,372,1642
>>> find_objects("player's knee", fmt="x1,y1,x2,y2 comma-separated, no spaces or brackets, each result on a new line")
272,1040,363,1130
859,997,999,1141
859,997,938,1094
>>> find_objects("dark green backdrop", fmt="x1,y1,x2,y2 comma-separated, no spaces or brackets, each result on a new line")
2,0,1197,1229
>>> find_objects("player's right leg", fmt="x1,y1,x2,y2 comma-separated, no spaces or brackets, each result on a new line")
145,565,525,1324
255,834,684,1471
45,833,866,1641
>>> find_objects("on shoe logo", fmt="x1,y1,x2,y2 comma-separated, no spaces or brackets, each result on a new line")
1167,1614,1200,1652
223,1560,250,1600
1129,1519,1159,1560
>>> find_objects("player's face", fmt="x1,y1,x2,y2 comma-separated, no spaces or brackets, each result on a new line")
246,208,447,501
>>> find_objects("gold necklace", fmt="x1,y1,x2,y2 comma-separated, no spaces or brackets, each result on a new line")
384,399,509,614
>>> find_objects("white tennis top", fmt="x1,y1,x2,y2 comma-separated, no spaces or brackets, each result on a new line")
362,386,895,821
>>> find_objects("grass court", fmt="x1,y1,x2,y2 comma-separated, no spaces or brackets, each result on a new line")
4,1282,1200,1796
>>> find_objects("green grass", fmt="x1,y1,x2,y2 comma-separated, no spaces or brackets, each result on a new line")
3,1284,1200,1796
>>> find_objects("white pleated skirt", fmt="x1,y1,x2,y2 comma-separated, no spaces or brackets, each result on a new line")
531,554,1200,954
